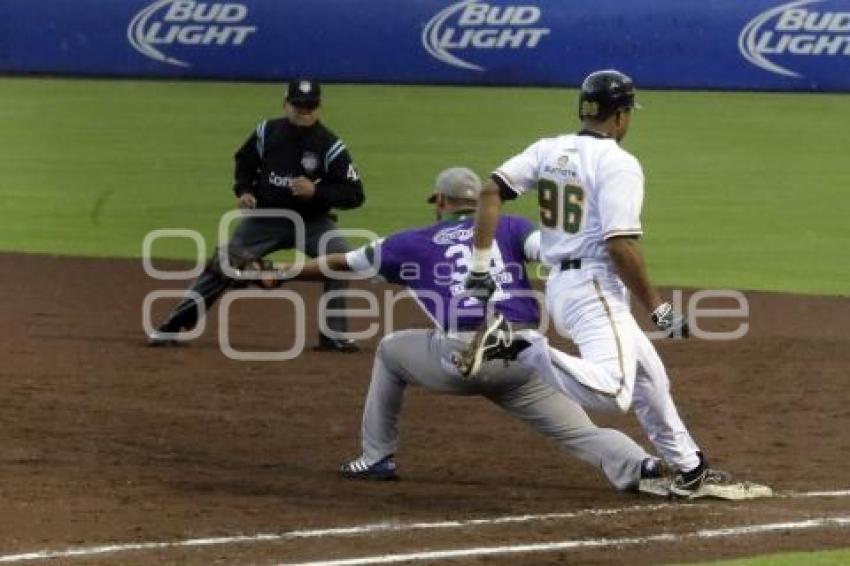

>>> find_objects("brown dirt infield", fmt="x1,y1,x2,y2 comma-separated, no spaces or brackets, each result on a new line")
1,252,848,564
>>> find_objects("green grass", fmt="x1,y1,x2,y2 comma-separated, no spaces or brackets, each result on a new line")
696,547,850,565
1,78,848,295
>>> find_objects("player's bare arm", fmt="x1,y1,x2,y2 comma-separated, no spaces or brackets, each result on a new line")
273,254,351,282
472,180,503,252
606,236,662,312
607,236,688,338
239,254,354,289
464,180,504,299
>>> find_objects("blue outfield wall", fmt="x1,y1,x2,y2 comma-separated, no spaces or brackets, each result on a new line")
1,0,850,91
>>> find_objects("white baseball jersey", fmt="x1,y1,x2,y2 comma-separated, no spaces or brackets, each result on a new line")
493,132,705,473
493,133,644,266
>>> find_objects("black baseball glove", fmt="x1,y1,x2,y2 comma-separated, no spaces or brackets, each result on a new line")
464,270,496,301
235,259,283,290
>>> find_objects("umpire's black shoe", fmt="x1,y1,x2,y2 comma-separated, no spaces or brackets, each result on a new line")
147,322,185,347
314,334,360,353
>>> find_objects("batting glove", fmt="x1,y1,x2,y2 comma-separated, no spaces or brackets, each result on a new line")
651,302,689,339
464,270,496,301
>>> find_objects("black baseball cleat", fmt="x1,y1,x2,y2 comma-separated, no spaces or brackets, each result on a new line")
314,334,360,353
453,313,531,378
669,453,772,500
340,455,399,481
641,457,666,479
147,331,176,347
146,322,186,347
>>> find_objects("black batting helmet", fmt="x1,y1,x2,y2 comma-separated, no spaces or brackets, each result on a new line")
578,69,640,120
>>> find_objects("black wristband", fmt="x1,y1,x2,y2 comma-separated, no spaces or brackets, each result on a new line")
490,174,518,202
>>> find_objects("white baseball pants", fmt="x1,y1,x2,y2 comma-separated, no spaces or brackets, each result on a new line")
516,263,702,472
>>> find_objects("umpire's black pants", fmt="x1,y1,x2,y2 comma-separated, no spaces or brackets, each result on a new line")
162,214,351,337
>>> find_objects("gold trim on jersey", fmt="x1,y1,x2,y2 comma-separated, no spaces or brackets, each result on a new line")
603,228,643,240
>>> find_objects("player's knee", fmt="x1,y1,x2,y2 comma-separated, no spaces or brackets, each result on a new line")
375,334,392,357
375,334,403,366
615,391,633,414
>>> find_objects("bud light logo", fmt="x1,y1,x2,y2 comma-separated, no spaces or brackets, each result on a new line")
128,0,257,67
739,0,850,77
422,0,550,71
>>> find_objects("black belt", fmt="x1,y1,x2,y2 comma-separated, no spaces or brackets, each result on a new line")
560,259,582,271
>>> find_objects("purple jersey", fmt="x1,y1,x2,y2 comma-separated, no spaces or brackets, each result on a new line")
365,214,540,332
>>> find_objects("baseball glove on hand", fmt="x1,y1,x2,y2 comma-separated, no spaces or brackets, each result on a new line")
237,259,284,290
464,270,497,301
651,302,689,339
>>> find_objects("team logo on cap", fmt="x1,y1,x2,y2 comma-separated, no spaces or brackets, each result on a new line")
299,81,312,93
580,101,599,117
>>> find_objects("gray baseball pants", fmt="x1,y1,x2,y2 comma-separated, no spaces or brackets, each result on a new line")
164,214,351,334
359,329,651,490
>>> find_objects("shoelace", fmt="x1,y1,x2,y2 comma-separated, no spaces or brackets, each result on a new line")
704,468,733,485
483,326,513,353
347,459,370,472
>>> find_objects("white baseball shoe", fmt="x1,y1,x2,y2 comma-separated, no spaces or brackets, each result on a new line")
670,454,773,500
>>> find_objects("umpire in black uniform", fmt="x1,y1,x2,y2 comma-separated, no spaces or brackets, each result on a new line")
149,79,364,352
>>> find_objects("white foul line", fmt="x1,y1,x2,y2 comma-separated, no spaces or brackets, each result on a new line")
787,490,850,498
0,502,680,563
280,516,850,566
0,489,848,563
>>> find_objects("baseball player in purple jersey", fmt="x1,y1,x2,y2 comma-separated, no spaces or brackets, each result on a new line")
269,166,666,492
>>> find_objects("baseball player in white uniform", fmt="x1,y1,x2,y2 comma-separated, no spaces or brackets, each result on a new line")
461,70,771,500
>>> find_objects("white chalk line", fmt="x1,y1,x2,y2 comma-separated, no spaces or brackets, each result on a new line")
0,502,681,563
279,516,850,566
0,489,847,563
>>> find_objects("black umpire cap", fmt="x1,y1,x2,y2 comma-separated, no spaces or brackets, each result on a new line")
286,79,321,106
578,69,641,120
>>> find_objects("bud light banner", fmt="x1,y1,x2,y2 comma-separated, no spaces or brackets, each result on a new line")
1,0,850,91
